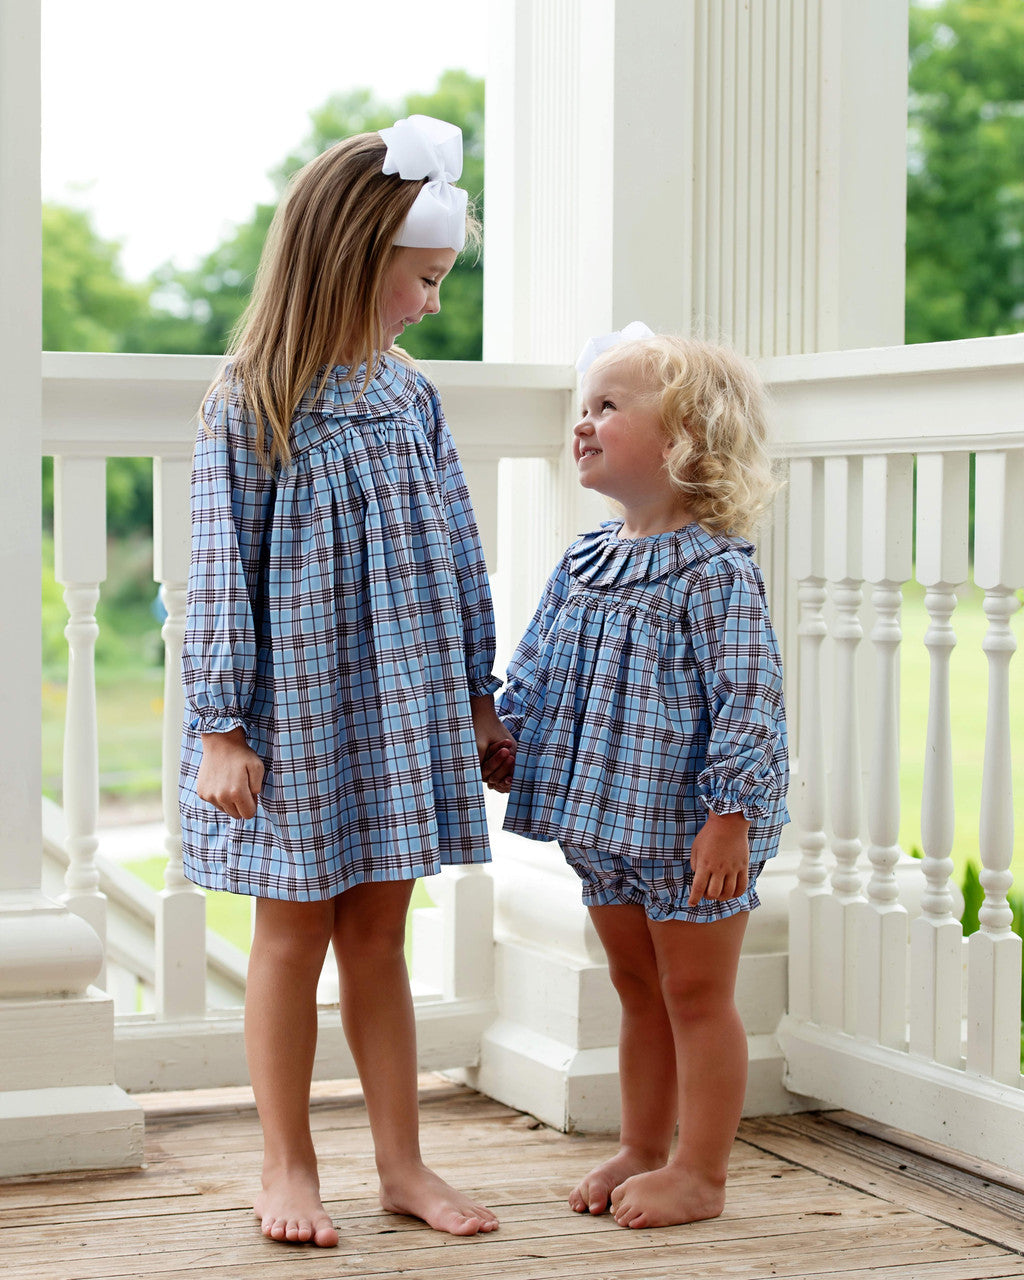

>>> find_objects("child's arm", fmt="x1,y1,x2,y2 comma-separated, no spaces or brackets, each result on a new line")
687,810,751,906
425,386,502,702
686,554,788,826
182,397,275,743
196,727,265,819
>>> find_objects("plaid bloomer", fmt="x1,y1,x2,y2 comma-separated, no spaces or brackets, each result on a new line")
498,520,789,921
179,357,499,901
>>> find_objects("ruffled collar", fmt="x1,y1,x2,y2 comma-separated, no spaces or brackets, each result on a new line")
567,520,753,587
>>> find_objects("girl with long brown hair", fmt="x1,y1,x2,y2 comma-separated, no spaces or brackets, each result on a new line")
180,115,513,1247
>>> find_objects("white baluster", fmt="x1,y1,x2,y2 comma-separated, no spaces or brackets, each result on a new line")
820,456,866,1033
910,453,969,1068
53,456,108,983
153,456,207,1018
852,455,912,1048
787,458,830,1023
967,450,1023,1084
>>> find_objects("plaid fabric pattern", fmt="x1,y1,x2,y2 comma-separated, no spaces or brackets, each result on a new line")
179,357,499,900
498,521,789,869
561,845,775,923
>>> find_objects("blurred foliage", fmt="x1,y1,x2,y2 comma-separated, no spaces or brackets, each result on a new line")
42,205,151,352
907,0,1024,342
123,70,485,360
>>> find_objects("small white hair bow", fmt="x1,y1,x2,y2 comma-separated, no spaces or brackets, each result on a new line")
575,320,656,375
379,115,469,253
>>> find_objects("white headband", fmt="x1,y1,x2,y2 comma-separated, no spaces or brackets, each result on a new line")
575,320,656,374
379,115,468,253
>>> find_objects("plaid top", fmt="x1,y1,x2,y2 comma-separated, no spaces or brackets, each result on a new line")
179,357,500,900
498,521,789,863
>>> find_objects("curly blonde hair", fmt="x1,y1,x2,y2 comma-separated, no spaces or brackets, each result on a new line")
588,335,780,537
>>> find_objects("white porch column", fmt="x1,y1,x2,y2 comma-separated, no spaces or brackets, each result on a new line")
479,0,906,1131
0,0,142,1175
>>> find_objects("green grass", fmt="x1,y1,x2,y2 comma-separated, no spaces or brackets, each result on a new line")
42,668,165,802
897,582,1024,882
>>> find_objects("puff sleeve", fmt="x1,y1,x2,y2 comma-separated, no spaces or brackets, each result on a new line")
685,553,788,820
181,394,276,738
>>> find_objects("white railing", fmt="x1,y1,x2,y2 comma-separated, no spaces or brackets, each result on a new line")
769,334,1024,1172
42,351,575,1089
41,338,1024,1168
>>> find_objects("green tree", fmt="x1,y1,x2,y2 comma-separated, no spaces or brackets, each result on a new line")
907,0,1024,343
141,71,485,360
42,204,150,353
41,204,154,537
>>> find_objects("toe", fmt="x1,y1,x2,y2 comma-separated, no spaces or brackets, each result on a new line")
313,1221,340,1248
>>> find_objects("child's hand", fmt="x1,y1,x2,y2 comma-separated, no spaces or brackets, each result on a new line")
469,694,517,793
688,810,750,907
197,727,264,819
480,738,516,792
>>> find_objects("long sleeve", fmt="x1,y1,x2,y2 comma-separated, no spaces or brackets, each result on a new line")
424,384,501,696
497,558,571,741
685,554,788,820
181,394,276,738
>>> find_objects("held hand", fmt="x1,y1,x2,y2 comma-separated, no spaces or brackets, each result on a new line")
197,727,264,820
688,810,751,907
469,694,517,793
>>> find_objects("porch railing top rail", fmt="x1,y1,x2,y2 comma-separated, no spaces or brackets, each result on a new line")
42,335,1024,462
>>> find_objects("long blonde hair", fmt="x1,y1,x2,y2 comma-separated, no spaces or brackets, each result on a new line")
206,133,424,471
591,336,780,537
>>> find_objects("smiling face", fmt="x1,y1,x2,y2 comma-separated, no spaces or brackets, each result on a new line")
379,246,457,345
573,359,676,509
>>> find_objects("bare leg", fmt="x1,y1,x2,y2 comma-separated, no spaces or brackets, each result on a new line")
247,897,340,1247
332,880,499,1236
611,910,749,1229
569,904,678,1214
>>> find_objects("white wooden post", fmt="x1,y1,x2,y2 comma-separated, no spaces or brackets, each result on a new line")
968,450,1023,1085
0,0,142,1174
909,452,969,1067
852,454,912,1048
821,456,866,1033
787,458,829,1024
53,455,108,983
153,456,207,1018
480,0,908,1130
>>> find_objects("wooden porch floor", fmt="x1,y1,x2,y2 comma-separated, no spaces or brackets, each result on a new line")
4,1077,1024,1280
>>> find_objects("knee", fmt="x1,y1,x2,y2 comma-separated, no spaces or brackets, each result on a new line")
607,957,662,1008
335,917,407,966
252,901,335,973
658,970,734,1024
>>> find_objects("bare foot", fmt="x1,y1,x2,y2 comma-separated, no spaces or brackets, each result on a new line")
379,1162,499,1236
610,1164,726,1229
568,1146,666,1215
254,1166,339,1247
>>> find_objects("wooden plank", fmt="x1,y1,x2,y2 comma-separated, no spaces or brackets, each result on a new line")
741,1114,1024,1254
5,1083,1024,1280
0,1197,912,1267
829,1109,1024,1196
3,1215,1003,1280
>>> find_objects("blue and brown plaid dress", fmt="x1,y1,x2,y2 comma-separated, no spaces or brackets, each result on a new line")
179,357,499,900
498,521,789,919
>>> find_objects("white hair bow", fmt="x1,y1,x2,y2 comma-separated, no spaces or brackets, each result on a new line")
379,115,469,253
575,320,656,375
